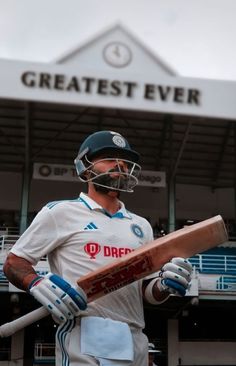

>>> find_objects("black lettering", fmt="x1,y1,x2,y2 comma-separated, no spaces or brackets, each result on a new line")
54,168,67,176
82,77,95,93
144,84,155,99
67,77,80,91
188,89,200,105
70,168,77,176
54,168,61,176
158,86,171,101
54,74,65,90
139,174,161,184
21,72,36,87
39,73,51,88
174,87,184,103
97,79,108,95
124,82,137,97
110,80,122,96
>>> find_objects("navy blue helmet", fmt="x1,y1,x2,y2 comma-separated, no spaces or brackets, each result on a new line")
74,130,141,192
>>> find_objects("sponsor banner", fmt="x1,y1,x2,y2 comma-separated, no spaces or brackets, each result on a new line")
138,170,166,187
33,163,78,182
33,163,166,187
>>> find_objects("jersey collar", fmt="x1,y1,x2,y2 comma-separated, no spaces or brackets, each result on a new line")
79,192,132,219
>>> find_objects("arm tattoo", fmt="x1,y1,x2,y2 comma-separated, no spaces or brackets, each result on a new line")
3,253,37,291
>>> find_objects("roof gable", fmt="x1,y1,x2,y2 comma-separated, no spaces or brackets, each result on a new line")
54,23,177,77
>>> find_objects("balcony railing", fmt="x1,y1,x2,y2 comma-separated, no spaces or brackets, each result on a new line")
34,343,55,364
0,226,19,236
0,234,236,295
0,235,20,257
190,254,236,275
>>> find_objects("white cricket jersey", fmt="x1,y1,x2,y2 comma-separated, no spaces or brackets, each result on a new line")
11,192,154,329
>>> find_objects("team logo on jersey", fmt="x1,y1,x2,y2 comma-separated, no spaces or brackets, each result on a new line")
131,224,144,238
84,242,101,259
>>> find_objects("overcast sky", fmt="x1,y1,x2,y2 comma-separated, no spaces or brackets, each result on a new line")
0,0,236,81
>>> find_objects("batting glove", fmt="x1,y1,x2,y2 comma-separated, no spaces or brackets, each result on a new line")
29,273,87,323
157,257,193,296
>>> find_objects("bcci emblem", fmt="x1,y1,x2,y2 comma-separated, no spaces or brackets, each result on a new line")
84,242,101,259
112,135,126,148
131,224,144,238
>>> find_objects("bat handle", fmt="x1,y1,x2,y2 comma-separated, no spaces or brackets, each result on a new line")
0,306,49,338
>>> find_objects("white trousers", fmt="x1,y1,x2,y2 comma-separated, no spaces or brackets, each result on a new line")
55,318,149,366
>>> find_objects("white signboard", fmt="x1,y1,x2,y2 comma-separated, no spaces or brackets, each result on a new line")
33,163,166,188
138,170,166,188
0,59,236,120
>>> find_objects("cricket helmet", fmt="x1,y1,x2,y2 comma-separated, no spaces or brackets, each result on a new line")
77,130,139,162
74,130,141,192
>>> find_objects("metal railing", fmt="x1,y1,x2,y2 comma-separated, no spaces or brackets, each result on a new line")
0,235,48,285
216,275,236,291
0,235,20,285
0,235,20,258
0,226,19,236
190,254,236,274
34,343,55,364
0,236,236,295
197,273,236,293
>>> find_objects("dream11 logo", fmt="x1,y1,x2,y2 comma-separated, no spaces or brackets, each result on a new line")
84,243,101,259
84,242,134,259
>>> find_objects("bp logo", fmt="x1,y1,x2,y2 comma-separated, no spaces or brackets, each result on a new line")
39,164,52,177
131,224,144,238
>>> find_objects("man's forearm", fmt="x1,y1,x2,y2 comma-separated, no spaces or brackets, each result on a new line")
3,253,38,291
143,278,170,304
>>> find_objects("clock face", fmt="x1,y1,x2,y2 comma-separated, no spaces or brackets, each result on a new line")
103,42,132,68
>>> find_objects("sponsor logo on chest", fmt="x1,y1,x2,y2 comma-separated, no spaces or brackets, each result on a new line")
84,242,134,259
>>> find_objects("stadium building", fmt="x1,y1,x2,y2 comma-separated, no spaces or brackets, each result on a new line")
0,24,236,366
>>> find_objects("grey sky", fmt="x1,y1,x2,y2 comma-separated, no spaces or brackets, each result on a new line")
0,0,235,80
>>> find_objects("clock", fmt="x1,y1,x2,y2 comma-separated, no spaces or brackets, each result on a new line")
103,42,132,68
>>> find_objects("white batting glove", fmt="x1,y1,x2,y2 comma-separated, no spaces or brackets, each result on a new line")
157,257,193,296
28,273,87,323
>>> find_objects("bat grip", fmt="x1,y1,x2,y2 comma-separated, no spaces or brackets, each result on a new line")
0,306,49,338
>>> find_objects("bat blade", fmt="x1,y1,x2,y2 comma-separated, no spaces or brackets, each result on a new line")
0,215,228,338
77,215,228,302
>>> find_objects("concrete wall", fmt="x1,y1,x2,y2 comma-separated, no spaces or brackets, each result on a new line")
168,319,236,366
179,341,236,365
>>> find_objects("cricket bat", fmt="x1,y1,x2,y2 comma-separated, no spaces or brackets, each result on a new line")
0,215,228,337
